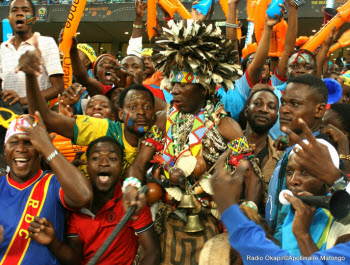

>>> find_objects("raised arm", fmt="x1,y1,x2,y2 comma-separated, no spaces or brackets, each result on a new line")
276,0,298,79
20,111,92,208
17,34,76,139
70,37,103,96
226,0,241,57
248,12,285,85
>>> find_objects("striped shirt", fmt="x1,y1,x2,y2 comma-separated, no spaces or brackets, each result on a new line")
0,34,63,98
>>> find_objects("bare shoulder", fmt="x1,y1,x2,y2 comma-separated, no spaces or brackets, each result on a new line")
155,110,167,132
217,116,244,141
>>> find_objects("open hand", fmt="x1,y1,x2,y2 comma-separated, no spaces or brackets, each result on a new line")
281,118,341,187
28,217,55,245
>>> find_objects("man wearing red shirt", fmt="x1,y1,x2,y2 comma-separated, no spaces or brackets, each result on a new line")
28,136,160,265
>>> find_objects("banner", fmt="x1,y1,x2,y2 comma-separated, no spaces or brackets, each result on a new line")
59,0,88,92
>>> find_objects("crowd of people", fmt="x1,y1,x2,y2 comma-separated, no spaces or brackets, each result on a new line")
1,0,350,264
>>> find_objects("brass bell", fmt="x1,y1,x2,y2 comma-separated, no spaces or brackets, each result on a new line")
178,194,195,209
184,215,204,233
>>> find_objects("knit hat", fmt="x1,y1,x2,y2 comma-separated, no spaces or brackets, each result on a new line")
77,43,97,64
152,19,242,95
92,54,117,77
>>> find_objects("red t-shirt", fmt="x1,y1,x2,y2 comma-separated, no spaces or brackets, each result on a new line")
67,185,153,265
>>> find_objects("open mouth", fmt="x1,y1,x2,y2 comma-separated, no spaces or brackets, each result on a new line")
172,99,183,106
14,158,30,168
15,20,25,26
105,72,112,81
97,172,111,183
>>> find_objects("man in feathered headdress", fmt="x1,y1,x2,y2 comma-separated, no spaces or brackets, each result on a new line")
125,19,263,265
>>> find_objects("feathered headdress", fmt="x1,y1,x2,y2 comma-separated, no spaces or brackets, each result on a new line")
152,19,242,95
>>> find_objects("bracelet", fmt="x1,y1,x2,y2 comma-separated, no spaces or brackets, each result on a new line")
241,201,258,212
163,17,174,22
122,177,142,193
340,154,350,161
225,22,240,28
46,149,59,164
133,24,142,29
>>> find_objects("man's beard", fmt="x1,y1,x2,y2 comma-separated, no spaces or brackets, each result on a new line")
247,111,277,134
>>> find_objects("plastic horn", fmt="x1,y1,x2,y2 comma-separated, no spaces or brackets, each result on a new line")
192,0,217,16
279,189,350,220
244,0,258,47
218,0,228,18
253,0,268,43
147,0,157,39
329,29,350,54
59,0,87,97
168,0,191,19
158,0,178,17
323,7,338,24
88,185,149,265
302,0,350,52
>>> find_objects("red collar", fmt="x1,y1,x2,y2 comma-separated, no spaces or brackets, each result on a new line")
7,169,43,190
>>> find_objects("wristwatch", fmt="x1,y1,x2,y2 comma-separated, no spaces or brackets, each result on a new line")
331,171,349,191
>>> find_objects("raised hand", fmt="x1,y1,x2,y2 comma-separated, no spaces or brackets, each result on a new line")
18,111,56,158
211,150,250,214
281,118,341,187
61,83,86,107
58,94,74,118
265,2,286,28
28,217,56,246
321,124,349,155
15,33,43,76
123,186,148,221
135,0,147,19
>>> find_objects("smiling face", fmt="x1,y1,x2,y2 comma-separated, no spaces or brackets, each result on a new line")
287,52,316,78
87,142,123,193
247,90,278,134
171,82,206,114
5,133,41,184
279,83,322,134
286,154,327,196
9,0,35,35
118,90,155,135
95,56,117,86
85,95,112,119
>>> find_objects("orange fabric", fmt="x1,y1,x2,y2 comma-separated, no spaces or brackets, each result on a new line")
143,71,163,87
51,134,87,162
302,1,350,52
